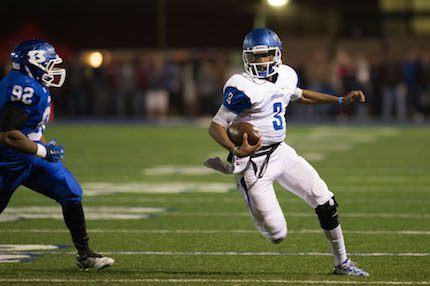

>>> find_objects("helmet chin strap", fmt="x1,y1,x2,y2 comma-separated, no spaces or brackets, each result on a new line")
246,62,278,79
24,65,35,79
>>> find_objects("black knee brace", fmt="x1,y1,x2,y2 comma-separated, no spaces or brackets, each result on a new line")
315,197,339,230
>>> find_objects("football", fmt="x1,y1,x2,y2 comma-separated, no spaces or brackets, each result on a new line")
227,122,261,146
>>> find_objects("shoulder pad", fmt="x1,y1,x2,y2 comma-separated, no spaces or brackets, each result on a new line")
277,64,299,89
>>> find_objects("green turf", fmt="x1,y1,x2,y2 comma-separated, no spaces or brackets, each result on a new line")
0,124,429,285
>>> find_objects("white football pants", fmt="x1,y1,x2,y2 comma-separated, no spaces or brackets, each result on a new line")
236,142,334,243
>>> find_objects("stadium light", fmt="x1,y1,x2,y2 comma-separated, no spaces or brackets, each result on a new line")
266,0,289,8
88,51,103,68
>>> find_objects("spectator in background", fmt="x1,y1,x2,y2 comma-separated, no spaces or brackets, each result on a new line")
195,60,220,116
330,50,350,94
145,56,169,119
163,57,183,116
67,56,90,116
416,50,430,120
368,53,383,118
131,57,150,117
301,50,335,120
379,53,407,122
330,49,359,119
354,52,372,120
181,60,198,116
401,49,419,119
89,65,111,117
113,59,137,117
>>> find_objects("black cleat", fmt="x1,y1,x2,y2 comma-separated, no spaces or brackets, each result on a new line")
76,250,114,270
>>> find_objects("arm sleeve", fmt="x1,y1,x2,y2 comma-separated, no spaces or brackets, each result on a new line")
223,86,252,114
212,105,238,128
291,87,303,101
0,102,30,131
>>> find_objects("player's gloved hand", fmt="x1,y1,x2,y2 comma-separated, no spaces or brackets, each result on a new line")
45,139,64,162
204,157,234,174
35,139,64,162
204,155,250,174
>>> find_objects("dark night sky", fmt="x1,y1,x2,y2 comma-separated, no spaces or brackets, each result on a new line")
2,0,258,49
2,0,381,50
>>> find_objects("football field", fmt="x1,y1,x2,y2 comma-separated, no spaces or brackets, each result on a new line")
0,124,429,285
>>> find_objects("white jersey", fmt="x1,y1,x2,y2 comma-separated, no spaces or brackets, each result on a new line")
213,64,301,146
209,64,336,246
209,61,343,265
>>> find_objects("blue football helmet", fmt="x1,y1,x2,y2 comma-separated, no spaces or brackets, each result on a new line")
242,28,282,79
11,40,66,87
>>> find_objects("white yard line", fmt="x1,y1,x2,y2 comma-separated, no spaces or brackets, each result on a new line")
2,207,427,223
142,166,217,176
82,182,235,195
2,251,430,257
76,180,429,196
81,197,430,205
0,278,428,285
162,212,430,219
1,229,430,235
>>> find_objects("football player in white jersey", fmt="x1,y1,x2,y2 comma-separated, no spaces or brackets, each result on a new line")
205,28,368,276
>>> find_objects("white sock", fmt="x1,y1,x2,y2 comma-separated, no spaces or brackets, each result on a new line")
323,224,347,266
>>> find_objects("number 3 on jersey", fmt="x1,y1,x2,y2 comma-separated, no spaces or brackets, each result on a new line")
272,102,284,130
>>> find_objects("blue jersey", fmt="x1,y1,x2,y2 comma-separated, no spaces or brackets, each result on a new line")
0,70,51,168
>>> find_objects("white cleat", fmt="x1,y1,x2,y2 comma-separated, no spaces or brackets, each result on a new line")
76,251,114,270
334,258,369,276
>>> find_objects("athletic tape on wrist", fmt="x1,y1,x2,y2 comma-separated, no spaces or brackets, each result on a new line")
232,146,240,156
35,143,47,158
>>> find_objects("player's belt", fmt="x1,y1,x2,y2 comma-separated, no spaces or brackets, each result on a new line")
249,142,282,180
251,142,281,158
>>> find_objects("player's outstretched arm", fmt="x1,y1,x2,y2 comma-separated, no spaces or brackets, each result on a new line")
298,89,365,105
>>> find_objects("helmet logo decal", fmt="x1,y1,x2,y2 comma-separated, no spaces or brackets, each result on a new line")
28,50,47,66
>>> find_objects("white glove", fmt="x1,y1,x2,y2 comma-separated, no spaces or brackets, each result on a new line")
204,156,250,174
204,157,233,174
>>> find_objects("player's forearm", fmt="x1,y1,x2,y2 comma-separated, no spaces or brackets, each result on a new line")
208,121,236,153
300,89,339,104
0,130,38,155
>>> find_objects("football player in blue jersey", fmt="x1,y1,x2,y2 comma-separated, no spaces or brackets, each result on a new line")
0,40,114,270
206,28,368,276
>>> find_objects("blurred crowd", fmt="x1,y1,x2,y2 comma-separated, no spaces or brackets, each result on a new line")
1,48,430,123
293,48,430,123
